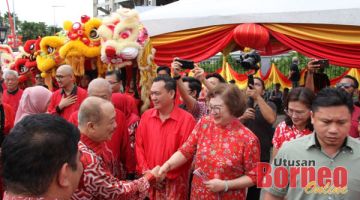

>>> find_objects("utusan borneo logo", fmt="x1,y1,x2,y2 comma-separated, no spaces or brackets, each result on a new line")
257,159,348,195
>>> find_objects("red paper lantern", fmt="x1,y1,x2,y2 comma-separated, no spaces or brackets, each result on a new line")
233,23,269,49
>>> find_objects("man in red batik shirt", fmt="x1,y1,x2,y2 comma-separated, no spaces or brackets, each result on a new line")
69,78,134,179
47,65,87,121
3,70,23,113
136,76,196,200
72,96,160,200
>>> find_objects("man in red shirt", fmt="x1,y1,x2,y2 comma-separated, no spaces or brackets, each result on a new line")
72,96,159,200
105,70,139,116
0,85,15,145
69,78,135,179
47,65,87,121
136,76,196,199
3,70,23,113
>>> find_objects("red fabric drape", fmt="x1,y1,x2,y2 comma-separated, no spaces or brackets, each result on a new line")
269,30,360,68
227,64,248,81
259,65,271,80
153,26,235,66
259,38,291,56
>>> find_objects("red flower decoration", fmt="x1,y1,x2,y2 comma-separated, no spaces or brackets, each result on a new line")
82,37,90,45
68,32,78,40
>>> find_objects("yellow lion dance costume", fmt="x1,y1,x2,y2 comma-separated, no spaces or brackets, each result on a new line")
60,15,107,77
98,8,157,113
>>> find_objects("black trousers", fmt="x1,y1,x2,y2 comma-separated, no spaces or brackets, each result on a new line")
246,185,261,200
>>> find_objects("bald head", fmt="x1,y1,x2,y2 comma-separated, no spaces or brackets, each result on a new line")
88,78,112,100
56,65,73,76
78,96,113,127
292,57,299,63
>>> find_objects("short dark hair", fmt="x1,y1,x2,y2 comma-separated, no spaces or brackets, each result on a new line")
182,76,202,99
1,114,80,195
106,69,124,82
205,73,226,83
342,75,359,89
156,66,171,76
312,88,354,114
207,83,246,117
254,77,265,90
285,87,315,131
153,76,177,97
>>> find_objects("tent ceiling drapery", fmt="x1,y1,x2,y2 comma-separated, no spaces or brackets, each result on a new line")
140,0,360,36
140,0,360,68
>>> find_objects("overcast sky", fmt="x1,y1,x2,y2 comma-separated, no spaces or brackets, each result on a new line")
0,0,93,27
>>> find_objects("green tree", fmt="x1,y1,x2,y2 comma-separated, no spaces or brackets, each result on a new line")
19,21,48,41
46,25,62,36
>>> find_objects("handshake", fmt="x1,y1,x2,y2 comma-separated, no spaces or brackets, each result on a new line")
144,162,173,188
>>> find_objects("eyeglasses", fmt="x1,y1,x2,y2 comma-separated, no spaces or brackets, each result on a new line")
108,81,119,85
5,78,17,82
55,75,70,80
208,104,223,114
284,109,309,118
336,83,354,89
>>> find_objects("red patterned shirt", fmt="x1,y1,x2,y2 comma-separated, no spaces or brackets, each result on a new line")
69,108,132,179
72,135,150,200
179,116,260,200
272,121,313,149
3,192,48,200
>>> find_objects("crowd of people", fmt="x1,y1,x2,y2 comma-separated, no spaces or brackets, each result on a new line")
0,56,359,200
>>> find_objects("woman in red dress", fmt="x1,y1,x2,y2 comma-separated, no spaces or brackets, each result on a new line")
158,84,260,200
272,87,315,157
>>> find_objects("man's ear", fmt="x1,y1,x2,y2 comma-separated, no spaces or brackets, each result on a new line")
310,111,315,124
190,90,197,98
169,90,175,99
87,121,95,132
57,163,71,187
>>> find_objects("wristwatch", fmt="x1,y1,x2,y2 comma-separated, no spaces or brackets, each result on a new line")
55,105,62,114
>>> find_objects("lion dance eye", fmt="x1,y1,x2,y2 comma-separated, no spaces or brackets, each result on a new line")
30,44,35,51
20,65,28,73
119,29,132,39
47,46,55,54
89,28,99,39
